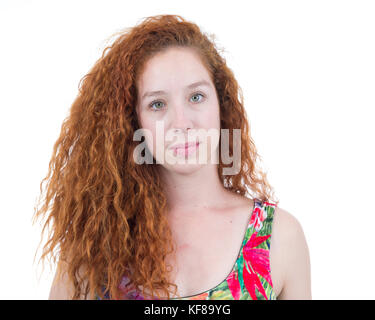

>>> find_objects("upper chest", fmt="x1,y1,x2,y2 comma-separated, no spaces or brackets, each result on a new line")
164,201,284,299
167,209,246,292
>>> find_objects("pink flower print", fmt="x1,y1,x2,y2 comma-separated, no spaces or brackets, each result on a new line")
243,232,273,288
225,232,273,300
241,232,273,299
242,261,268,300
250,206,267,232
227,270,241,299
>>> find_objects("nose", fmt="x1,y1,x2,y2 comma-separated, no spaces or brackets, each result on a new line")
169,103,193,133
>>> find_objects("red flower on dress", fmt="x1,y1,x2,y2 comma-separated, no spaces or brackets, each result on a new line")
242,232,273,300
226,231,273,300
227,270,241,299
249,206,267,232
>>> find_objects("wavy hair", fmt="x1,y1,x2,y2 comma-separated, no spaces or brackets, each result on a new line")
32,14,279,300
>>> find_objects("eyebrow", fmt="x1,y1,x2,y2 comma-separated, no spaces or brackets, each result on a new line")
141,80,211,100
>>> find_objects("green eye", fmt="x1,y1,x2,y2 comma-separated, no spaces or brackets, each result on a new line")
149,101,164,111
148,93,205,111
190,93,204,103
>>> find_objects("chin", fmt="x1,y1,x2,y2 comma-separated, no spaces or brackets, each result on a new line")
167,162,205,175
155,150,205,174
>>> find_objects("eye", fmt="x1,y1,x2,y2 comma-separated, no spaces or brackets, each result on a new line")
148,92,206,112
190,93,205,103
149,100,165,111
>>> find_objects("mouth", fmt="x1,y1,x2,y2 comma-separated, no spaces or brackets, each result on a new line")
171,141,200,157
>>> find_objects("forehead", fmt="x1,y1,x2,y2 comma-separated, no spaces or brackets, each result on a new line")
137,47,211,92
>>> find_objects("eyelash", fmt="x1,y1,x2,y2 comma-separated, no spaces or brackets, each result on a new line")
148,92,206,111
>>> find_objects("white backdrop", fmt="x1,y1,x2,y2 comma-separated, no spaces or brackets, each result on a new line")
0,0,374,299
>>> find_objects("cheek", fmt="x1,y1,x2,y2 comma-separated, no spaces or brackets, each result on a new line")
203,101,220,126
201,110,221,131
201,109,221,148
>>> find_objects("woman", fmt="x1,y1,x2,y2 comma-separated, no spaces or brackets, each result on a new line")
34,14,311,300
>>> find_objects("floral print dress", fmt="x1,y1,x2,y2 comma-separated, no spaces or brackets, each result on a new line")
96,198,277,300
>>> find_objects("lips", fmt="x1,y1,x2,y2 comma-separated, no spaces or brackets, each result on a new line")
169,141,200,157
170,141,199,150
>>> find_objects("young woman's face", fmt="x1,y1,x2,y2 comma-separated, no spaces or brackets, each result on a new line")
135,46,221,174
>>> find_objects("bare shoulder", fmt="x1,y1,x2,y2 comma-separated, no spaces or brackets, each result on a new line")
48,259,95,300
272,206,304,242
272,205,312,299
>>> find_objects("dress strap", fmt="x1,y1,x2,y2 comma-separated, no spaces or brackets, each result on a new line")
256,200,277,249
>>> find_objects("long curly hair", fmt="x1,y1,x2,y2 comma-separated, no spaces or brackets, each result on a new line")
32,14,279,300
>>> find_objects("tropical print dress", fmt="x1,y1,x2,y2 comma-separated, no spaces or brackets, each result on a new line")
96,198,278,300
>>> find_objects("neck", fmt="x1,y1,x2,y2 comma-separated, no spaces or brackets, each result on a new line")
159,163,230,216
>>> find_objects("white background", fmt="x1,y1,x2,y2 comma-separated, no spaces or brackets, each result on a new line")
0,0,374,299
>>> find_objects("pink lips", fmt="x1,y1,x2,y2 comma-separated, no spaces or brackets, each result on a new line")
171,142,200,157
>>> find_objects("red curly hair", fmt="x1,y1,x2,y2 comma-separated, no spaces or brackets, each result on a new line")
32,14,279,300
